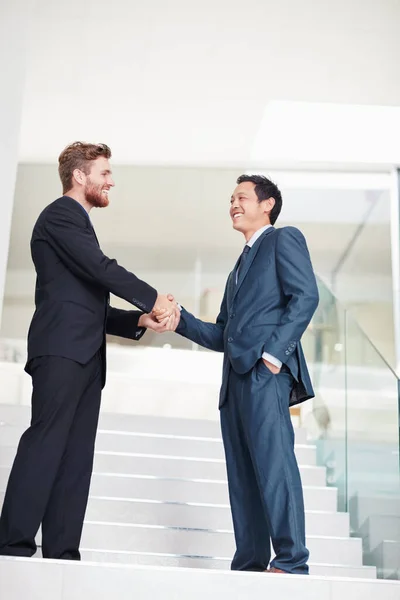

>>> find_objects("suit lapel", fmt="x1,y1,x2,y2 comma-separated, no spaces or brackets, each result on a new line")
62,195,100,247
91,223,100,247
233,226,275,300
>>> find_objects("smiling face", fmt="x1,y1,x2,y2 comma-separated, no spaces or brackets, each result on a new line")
230,181,275,240
79,157,115,208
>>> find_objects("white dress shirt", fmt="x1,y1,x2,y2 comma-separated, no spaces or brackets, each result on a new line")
243,225,282,369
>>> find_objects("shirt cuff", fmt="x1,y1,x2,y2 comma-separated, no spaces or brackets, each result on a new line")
262,352,282,369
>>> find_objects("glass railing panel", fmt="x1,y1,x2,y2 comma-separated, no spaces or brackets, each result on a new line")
344,311,400,578
302,279,348,511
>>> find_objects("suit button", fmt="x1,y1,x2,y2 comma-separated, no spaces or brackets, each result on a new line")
228,337,234,343
285,350,290,355
230,313,235,319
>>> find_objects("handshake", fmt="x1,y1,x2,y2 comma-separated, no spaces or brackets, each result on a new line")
138,293,181,333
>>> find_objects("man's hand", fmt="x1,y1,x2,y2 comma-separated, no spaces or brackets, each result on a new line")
262,358,281,374
152,293,176,322
139,306,180,333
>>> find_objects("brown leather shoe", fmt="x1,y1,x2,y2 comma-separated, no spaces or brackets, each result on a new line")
266,567,287,574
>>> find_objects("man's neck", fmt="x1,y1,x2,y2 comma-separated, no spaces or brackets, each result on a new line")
64,189,92,213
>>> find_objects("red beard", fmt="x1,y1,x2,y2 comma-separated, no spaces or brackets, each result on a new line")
85,180,109,208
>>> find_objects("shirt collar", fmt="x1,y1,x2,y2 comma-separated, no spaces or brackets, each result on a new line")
246,224,272,248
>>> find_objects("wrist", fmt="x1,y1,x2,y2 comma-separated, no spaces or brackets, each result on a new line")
138,314,145,328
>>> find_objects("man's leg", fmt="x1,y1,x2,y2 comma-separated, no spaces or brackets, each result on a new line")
240,362,309,574
220,369,271,571
41,352,102,559
0,356,92,557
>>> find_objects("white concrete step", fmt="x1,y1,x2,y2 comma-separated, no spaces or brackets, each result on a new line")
0,467,337,511
0,403,308,443
88,473,337,511
1,557,398,600
34,523,363,567
93,434,316,462
0,445,326,486
0,425,313,461
0,491,347,538
82,497,350,537
73,549,377,578
73,522,363,566
110,451,320,480
92,451,322,483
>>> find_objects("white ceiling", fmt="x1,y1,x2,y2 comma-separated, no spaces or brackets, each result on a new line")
18,0,400,166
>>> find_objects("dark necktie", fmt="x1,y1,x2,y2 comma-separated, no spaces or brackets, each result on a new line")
236,244,250,284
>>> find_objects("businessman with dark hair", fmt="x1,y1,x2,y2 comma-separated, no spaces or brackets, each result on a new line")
167,174,319,574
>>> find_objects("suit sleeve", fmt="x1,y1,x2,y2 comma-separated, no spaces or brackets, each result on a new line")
263,227,319,363
43,202,157,313
106,306,146,341
175,282,228,352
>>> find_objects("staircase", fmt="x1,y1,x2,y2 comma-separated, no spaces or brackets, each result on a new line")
0,404,374,577
2,405,399,599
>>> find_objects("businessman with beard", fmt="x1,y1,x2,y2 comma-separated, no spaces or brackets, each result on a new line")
0,142,179,560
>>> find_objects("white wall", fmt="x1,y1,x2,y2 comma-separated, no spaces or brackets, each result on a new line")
0,1,33,328
17,0,400,167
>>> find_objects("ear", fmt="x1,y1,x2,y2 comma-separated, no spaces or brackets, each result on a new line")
264,196,275,215
72,168,86,186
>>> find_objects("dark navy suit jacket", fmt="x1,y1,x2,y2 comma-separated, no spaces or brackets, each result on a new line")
176,226,319,407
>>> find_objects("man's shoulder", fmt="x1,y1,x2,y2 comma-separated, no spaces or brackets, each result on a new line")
32,198,88,241
274,226,307,243
257,226,306,249
275,225,304,236
36,195,73,217
39,196,87,223
49,195,85,214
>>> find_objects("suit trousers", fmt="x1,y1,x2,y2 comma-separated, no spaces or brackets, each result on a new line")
0,352,102,559
220,360,309,574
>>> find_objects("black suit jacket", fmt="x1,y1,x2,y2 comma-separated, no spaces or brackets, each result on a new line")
25,195,157,387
